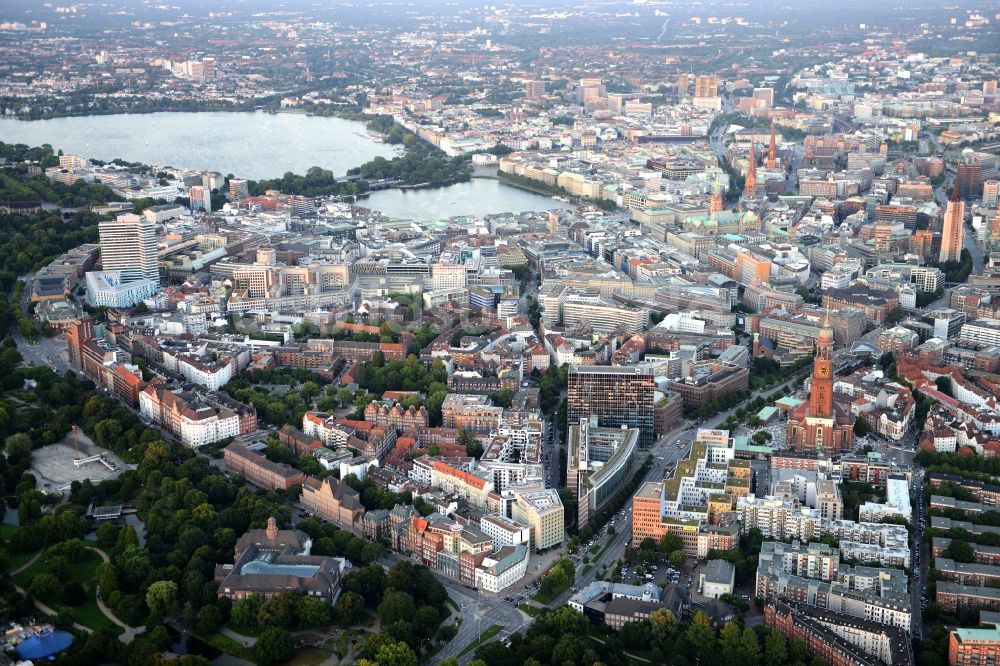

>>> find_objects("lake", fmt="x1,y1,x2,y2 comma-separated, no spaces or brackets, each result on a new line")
0,111,567,217
0,111,397,180
364,178,569,219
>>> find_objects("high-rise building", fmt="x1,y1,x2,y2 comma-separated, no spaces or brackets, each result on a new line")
99,214,159,285
524,80,546,100
676,73,690,98
229,178,249,199
786,317,854,453
189,185,212,213
957,162,983,200
983,180,999,208
568,365,654,448
752,87,774,107
940,180,966,263
694,75,718,98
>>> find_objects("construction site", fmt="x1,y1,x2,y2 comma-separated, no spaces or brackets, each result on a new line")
29,426,126,492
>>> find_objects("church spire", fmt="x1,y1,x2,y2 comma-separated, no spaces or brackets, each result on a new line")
766,121,777,169
745,141,757,198
709,178,723,214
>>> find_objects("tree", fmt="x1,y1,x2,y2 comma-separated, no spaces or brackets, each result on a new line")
231,595,262,631
334,590,364,625
764,629,788,665
28,572,60,599
686,610,716,664
458,427,482,458
258,592,298,629
253,628,294,666
720,621,743,664
669,550,686,568
660,532,683,554
741,626,762,666
945,539,976,564
297,596,333,628
378,589,416,626
368,639,418,666
145,580,178,617
854,416,873,438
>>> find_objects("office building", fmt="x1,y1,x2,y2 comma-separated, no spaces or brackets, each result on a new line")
957,162,983,200
568,365,655,448
941,183,966,263
566,417,639,530
98,213,159,285
511,488,564,551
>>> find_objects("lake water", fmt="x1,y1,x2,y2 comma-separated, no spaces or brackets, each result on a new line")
0,111,397,180
364,178,569,219
0,111,566,217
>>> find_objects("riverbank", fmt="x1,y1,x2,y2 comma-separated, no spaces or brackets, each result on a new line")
497,172,617,211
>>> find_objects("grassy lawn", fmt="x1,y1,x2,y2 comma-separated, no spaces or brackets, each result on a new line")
458,624,503,657
581,565,592,576
445,597,460,613
7,549,37,572
0,524,18,540
200,632,254,661
532,579,572,605
13,547,122,635
226,622,262,638
518,604,542,617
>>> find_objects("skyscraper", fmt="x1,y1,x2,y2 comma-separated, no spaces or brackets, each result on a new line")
940,179,965,263
694,75,718,98
956,160,982,200
524,80,546,100
567,365,654,448
189,185,212,213
99,213,159,286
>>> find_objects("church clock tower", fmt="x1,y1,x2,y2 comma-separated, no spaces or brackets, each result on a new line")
809,322,834,419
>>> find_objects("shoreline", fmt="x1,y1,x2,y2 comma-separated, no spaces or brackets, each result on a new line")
0,107,368,123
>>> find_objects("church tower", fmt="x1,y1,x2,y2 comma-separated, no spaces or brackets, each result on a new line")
745,142,757,198
786,313,854,454
808,319,834,419
709,179,724,214
766,121,777,169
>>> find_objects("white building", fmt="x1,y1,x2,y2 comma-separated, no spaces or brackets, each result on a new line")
480,513,532,552
475,544,529,593
700,559,735,599
85,271,159,308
